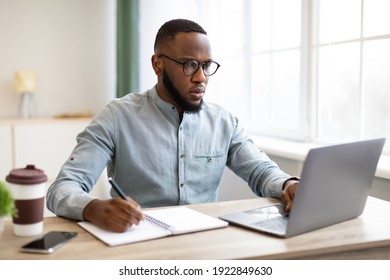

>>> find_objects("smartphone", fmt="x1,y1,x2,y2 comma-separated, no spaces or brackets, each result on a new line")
20,231,77,254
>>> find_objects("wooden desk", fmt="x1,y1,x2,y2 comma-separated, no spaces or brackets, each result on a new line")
1,197,390,260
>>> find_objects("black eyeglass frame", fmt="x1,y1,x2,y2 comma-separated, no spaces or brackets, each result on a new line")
158,54,220,76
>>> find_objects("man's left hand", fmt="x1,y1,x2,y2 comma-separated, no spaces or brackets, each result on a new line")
281,180,300,213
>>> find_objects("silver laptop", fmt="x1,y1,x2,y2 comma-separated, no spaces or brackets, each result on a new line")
220,138,386,238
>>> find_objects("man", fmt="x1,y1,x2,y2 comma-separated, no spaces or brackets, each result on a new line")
46,19,299,233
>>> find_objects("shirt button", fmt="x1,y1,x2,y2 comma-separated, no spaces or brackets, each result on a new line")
180,183,184,188
180,154,184,159
179,126,183,131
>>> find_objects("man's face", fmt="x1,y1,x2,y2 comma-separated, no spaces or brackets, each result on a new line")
156,32,212,113
162,69,203,113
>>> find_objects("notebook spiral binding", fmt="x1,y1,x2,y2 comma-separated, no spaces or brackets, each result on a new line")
145,214,174,232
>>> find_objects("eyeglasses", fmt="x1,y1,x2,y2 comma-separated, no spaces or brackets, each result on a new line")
159,54,220,76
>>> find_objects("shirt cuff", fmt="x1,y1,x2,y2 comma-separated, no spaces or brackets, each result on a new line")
282,176,301,190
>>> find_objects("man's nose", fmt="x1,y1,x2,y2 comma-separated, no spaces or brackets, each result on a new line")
191,66,207,83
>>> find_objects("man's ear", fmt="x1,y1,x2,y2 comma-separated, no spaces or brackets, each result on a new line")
151,55,163,76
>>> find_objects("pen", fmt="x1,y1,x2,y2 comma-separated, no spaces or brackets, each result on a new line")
108,177,146,221
108,177,127,200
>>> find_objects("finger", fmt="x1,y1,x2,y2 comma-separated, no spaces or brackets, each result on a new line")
116,200,145,225
124,211,143,226
283,183,298,213
285,201,292,213
101,213,132,233
284,196,292,213
281,192,291,213
288,186,295,200
125,201,145,223
114,211,142,231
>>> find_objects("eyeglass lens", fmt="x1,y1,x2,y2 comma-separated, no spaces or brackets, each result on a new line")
184,60,219,76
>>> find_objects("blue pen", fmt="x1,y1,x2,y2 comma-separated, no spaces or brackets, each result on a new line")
108,177,127,200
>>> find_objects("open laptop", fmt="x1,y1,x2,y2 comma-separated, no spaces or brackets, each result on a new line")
219,138,386,238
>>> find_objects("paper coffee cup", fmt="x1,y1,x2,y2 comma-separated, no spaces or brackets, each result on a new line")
6,165,47,237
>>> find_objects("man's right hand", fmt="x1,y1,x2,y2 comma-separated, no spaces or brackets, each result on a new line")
82,197,145,232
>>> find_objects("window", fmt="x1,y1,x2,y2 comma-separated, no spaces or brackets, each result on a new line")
314,0,390,152
204,0,305,140
206,0,390,153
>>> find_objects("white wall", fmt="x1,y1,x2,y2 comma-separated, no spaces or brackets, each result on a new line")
139,0,210,92
0,0,116,118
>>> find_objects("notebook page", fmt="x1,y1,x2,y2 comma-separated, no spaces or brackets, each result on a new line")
144,206,228,235
78,219,169,246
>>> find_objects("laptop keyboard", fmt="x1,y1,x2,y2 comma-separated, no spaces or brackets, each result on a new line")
252,216,288,233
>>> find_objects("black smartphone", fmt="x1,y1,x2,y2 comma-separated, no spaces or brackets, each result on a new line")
20,231,77,254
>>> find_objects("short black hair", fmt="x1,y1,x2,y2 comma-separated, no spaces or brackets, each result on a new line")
154,19,207,53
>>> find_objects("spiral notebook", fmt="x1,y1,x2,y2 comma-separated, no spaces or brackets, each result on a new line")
78,206,228,246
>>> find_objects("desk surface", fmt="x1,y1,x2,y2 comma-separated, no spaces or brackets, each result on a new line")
1,197,390,260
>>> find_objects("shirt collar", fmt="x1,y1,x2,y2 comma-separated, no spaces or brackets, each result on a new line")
148,85,182,123
149,85,177,111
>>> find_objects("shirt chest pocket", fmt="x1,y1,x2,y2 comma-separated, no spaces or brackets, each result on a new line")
193,152,226,170
185,151,227,189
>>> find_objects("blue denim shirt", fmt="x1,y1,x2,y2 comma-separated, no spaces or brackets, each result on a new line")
46,86,291,220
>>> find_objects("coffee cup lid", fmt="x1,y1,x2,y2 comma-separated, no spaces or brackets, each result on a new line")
6,165,48,185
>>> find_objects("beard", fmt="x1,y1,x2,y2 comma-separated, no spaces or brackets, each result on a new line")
162,70,203,113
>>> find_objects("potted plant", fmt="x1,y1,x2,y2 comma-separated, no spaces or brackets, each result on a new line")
0,181,17,233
